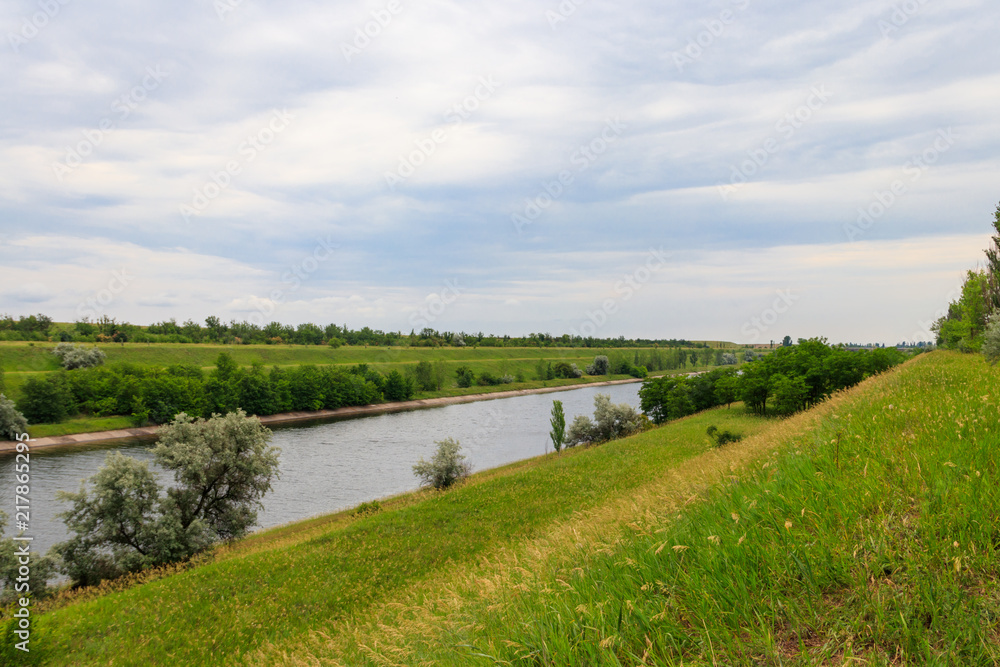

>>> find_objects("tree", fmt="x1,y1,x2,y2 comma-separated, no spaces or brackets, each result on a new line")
18,374,74,423
455,366,475,388
983,316,1000,365
53,411,280,587
585,355,610,375
984,202,1000,313
782,335,793,347
771,373,808,415
549,400,566,453
413,361,436,392
412,438,471,490
0,394,28,440
714,374,739,408
0,511,57,604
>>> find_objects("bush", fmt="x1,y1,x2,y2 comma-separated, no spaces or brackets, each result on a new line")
566,393,643,447
983,317,1000,365
412,438,472,490
706,425,743,447
720,353,738,365
455,366,475,388
0,393,28,440
552,362,582,379
18,374,75,423
586,355,610,375
352,500,382,517
53,342,107,370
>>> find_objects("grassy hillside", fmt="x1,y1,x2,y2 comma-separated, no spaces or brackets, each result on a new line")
13,352,987,665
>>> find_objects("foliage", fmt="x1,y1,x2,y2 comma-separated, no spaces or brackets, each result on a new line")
932,270,989,351
52,342,107,370
413,361,436,392
641,339,906,422
585,355,609,375
705,424,743,447
565,393,643,447
455,366,475,388
52,411,279,587
412,438,472,490
720,352,738,365
982,316,1000,365
17,373,75,423
351,500,382,517
0,393,28,440
549,400,566,453
0,511,58,604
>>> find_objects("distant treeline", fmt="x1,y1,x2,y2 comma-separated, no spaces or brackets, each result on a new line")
0,313,713,349
640,339,911,422
15,354,415,426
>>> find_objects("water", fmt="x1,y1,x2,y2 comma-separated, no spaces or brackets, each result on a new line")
0,383,640,555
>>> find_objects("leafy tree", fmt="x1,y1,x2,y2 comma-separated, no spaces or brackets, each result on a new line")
714,374,739,408
18,374,74,423
549,400,566,453
383,370,413,401
413,361,436,392
739,361,771,415
781,335,793,347
53,411,280,587
565,414,597,447
455,366,475,388
0,394,28,440
412,438,471,490
0,511,57,604
770,373,808,415
984,202,1000,313
566,394,642,446
933,270,989,351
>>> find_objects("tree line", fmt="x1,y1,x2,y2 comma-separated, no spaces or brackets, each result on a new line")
0,312,713,350
640,339,909,423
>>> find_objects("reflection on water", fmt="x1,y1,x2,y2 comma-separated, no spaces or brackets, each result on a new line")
0,383,640,555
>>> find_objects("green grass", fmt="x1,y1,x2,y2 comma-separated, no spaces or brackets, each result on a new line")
25,416,134,439
369,351,1000,665
25,405,768,665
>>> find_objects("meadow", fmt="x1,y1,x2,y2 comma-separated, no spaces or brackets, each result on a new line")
6,351,990,664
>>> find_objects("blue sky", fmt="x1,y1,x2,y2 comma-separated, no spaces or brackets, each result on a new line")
0,0,997,343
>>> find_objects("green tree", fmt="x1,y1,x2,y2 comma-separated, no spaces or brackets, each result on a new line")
549,400,566,453
412,438,471,490
53,411,280,587
0,394,28,440
413,361,436,392
18,374,74,423
770,373,808,415
984,202,1000,313
982,317,1000,365
714,374,739,408
455,366,475,388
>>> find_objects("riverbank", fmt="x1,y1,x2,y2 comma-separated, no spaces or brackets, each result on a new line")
0,377,643,454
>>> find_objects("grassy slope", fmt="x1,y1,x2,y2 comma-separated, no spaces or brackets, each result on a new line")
29,406,768,665
332,351,999,666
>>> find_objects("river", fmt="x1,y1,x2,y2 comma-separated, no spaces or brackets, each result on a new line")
0,382,641,556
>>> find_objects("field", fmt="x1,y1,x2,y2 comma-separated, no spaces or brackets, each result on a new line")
0,341,742,438
9,350,997,664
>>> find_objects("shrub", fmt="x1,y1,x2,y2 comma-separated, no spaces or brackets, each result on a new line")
455,366,475,388
18,374,75,423
352,500,382,517
52,342,106,370
412,438,472,490
706,425,743,447
549,400,566,453
552,362,581,379
720,353,738,365
0,394,28,440
983,317,1000,365
566,394,643,446
586,355,610,375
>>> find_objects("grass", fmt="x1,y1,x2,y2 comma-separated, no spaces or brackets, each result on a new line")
24,405,768,665
331,351,999,666
25,416,135,439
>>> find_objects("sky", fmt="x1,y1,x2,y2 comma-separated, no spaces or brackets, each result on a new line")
0,0,997,344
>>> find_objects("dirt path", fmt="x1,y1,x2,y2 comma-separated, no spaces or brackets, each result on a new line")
0,378,643,454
